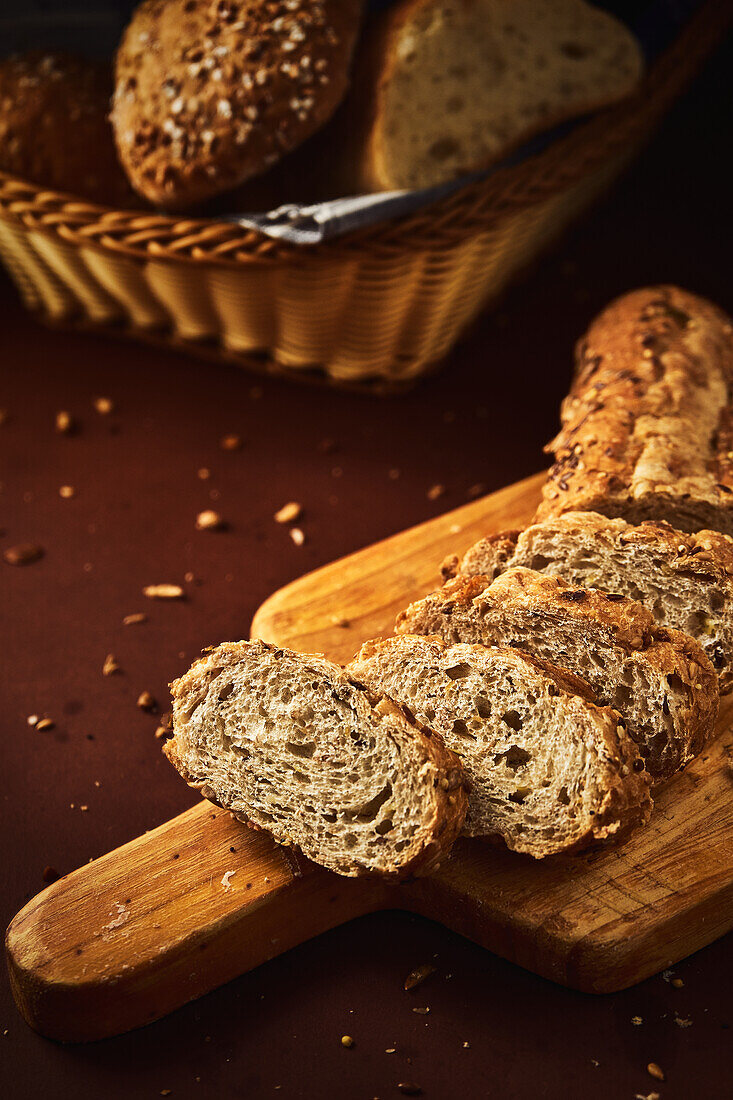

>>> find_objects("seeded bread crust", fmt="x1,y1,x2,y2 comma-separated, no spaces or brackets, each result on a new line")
112,0,363,209
397,567,719,781
442,511,733,692
536,286,733,533
350,635,652,856
166,639,468,879
0,52,140,206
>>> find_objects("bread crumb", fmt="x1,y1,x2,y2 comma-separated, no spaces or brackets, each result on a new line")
123,613,147,626
143,584,184,600
55,410,75,434
27,714,39,727
275,501,302,524
93,397,114,415
404,963,436,991
221,870,236,890
59,485,75,499
196,509,224,531
137,691,157,711
631,1016,643,1026
674,1014,693,1028
103,653,121,676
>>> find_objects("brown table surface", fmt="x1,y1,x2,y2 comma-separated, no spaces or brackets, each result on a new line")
2,34,733,1100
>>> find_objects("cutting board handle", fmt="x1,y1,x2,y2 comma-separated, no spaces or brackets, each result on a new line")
5,800,386,1042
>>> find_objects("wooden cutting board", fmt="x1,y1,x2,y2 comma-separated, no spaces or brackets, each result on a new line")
7,472,733,1042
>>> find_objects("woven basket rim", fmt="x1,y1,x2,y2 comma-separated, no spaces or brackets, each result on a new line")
0,0,728,266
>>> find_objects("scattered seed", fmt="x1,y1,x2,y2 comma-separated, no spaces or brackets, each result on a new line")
220,433,243,451
35,718,55,732
80,805,89,812
631,1016,643,1026
143,584,184,600
137,691,157,712
42,865,60,883
274,501,302,524
289,527,305,547
412,1007,430,1015
385,1048,396,1054
93,397,114,415
647,1063,665,1082
674,1014,693,1028
103,653,121,676
427,484,445,501
123,613,147,626
671,977,684,989
463,1041,470,1048
59,485,75,499
404,963,436,991
55,410,75,434
341,1035,354,1048
3,543,44,566
196,510,224,531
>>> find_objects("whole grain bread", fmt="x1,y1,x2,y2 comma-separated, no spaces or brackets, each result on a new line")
166,639,468,879
112,0,363,209
537,286,733,534
396,567,719,781
345,0,642,193
350,635,652,857
444,511,733,693
0,52,140,206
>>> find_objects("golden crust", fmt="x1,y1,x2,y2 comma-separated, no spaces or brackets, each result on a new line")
112,0,363,209
537,286,733,533
167,638,468,880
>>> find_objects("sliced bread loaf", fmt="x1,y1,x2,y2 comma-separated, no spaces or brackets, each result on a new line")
442,512,733,693
396,567,719,781
166,640,468,879
349,0,643,192
350,635,652,857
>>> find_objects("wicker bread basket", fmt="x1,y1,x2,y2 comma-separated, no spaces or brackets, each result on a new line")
0,2,728,390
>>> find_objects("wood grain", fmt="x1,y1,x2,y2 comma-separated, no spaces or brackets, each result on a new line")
7,471,733,1041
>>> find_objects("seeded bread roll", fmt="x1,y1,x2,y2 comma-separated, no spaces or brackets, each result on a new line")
346,0,643,193
165,640,468,879
442,512,733,693
537,286,733,534
0,52,140,207
112,0,363,209
396,567,719,781
350,635,652,857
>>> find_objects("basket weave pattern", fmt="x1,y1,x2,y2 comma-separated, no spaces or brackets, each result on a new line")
0,3,728,387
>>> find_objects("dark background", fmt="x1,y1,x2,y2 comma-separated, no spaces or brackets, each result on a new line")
2,26,733,1100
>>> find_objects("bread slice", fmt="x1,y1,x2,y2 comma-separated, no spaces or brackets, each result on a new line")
350,635,652,857
443,512,733,693
166,640,468,879
536,286,733,534
351,0,643,192
396,568,719,781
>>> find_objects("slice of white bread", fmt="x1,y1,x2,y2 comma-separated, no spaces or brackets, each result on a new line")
166,640,468,879
442,512,733,693
350,635,652,857
396,568,719,781
350,0,643,192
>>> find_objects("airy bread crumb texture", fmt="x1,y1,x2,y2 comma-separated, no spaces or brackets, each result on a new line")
166,640,468,878
350,635,652,858
397,567,719,782
366,0,642,190
448,511,733,694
